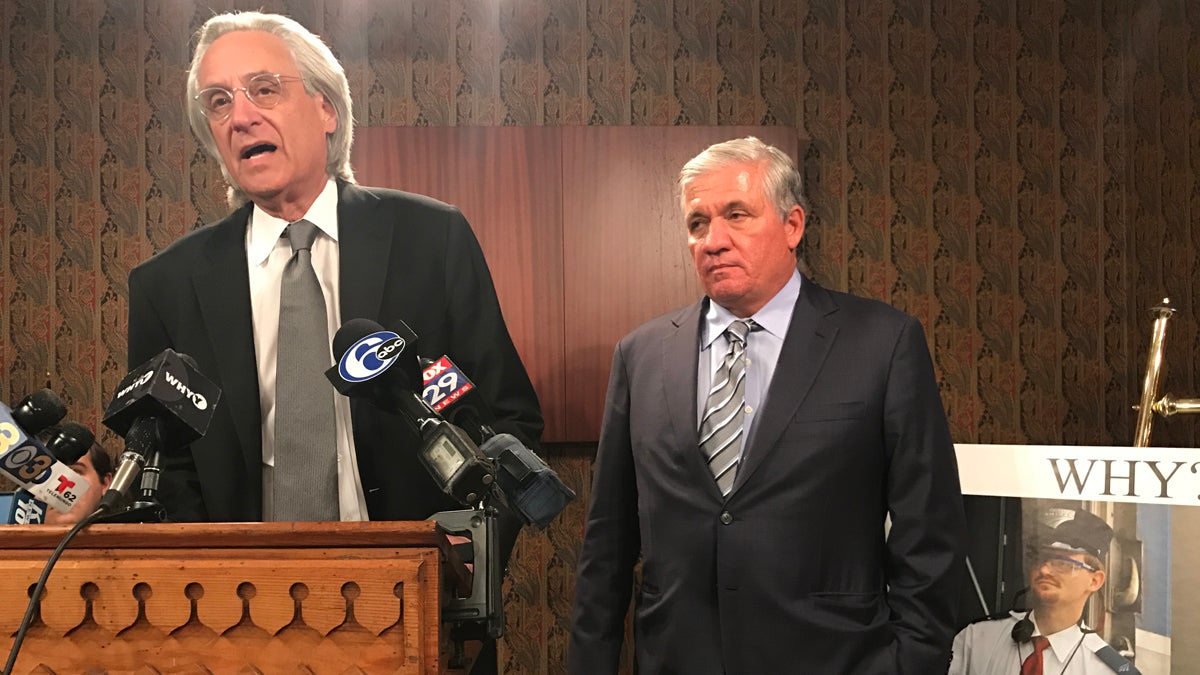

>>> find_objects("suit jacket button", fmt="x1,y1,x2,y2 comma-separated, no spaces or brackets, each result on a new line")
720,511,733,525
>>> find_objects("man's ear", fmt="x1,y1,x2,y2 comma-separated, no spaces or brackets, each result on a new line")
320,95,337,134
1089,569,1106,593
784,205,805,251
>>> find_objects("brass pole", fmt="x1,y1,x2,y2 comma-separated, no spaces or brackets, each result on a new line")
1132,299,1175,447
1153,395,1200,417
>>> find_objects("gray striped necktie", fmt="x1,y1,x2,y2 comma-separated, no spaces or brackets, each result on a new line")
699,319,754,496
273,220,339,521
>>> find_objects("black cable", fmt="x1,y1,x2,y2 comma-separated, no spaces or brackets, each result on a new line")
1055,633,1087,674
2,506,106,675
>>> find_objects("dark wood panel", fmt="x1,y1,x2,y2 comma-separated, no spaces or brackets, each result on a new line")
351,126,798,442
351,127,568,441
561,126,800,439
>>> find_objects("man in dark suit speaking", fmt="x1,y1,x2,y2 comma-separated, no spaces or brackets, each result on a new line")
127,13,540,672
568,137,967,673
126,11,540,550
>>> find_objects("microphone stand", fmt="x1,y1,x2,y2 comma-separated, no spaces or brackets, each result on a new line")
96,449,167,523
430,491,505,669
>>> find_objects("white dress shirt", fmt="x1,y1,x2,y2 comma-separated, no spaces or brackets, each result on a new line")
950,611,1119,675
246,178,368,521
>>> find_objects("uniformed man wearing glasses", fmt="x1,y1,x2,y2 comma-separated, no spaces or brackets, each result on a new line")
950,508,1140,675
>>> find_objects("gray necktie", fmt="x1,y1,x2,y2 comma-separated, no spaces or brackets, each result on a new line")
273,220,339,521
699,319,753,496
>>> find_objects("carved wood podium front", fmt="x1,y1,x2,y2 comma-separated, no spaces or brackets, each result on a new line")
0,521,469,674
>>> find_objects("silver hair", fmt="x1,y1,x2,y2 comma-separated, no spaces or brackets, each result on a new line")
186,11,356,208
678,136,803,220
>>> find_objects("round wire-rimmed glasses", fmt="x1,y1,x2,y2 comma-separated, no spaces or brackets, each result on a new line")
195,73,304,121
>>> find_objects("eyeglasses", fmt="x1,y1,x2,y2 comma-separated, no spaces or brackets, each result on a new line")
195,73,304,121
1036,554,1097,574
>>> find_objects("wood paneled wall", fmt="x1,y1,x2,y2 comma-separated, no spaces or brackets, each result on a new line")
353,127,570,439
352,125,797,441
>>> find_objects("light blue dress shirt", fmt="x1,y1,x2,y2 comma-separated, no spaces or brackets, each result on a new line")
697,269,802,453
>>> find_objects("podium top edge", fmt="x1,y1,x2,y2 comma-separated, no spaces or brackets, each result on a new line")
0,520,447,551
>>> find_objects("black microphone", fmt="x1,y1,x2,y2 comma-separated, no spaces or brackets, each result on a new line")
99,349,221,513
329,318,425,416
5,421,100,524
136,353,203,506
1,390,92,521
45,421,96,465
9,389,68,434
327,319,495,505
421,355,575,529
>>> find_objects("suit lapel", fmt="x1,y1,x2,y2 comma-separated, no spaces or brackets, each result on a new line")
337,182,393,324
662,301,703,447
662,300,726,500
732,280,839,493
192,205,262,480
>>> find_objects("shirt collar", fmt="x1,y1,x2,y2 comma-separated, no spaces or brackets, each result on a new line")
702,269,802,350
1029,612,1089,661
247,178,340,265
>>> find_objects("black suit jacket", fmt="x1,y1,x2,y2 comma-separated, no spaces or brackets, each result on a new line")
126,181,543,523
569,279,966,674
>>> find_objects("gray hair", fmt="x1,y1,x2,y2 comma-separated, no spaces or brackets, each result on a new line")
678,136,803,221
187,11,356,208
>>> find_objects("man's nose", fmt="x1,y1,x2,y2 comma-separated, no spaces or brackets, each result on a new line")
703,218,733,250
227,89,261,128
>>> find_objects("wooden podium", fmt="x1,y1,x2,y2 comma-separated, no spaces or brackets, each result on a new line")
0,521,472,674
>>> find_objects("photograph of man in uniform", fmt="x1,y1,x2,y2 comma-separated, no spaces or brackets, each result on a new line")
951,507,1140,674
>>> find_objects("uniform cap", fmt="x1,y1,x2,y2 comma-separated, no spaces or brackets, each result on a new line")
1039,507,1113,560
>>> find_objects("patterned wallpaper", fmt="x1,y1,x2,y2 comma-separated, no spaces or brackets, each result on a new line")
3,1,1198,673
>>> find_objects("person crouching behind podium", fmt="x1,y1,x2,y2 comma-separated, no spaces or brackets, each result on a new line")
950,508,1139,674
44,445,114,525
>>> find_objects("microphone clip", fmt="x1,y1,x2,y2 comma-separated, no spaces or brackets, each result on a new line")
431,506,505,649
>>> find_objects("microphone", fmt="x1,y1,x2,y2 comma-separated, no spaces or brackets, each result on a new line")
327,319,495,505
419,356,495,445
9,389,67,433
0,391,92,517
2,391,67,525
45,421,96,465
7,422,96,524
421,355,574,529
6,490,47,525
329,318,424,414
138,443,163,503
99,349,220,513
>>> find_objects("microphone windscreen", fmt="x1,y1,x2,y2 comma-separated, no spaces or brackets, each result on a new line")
333,318,387,360
45,421,95,464
13,389,67,434
177,352,202,371
330,318,422,393
103,349,220,444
